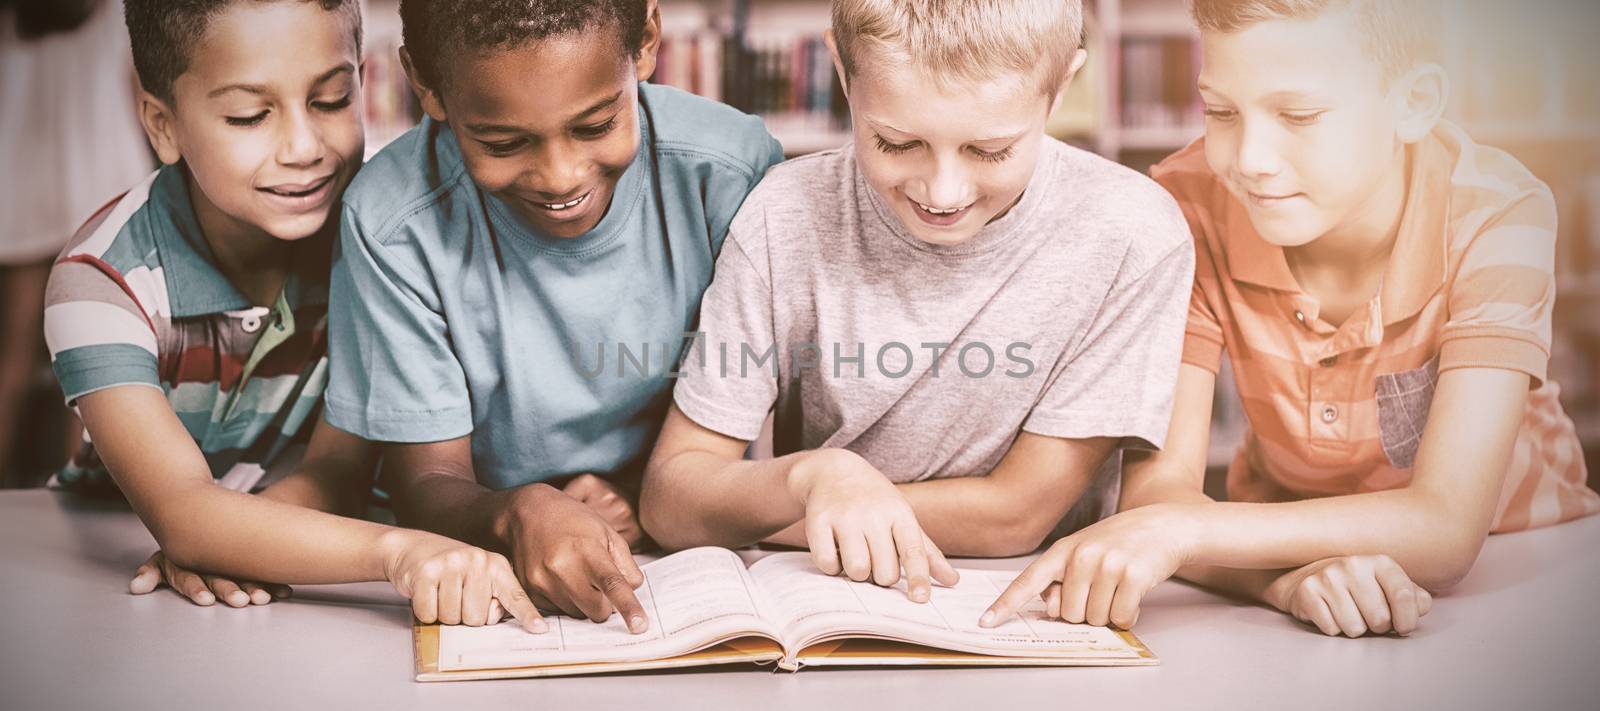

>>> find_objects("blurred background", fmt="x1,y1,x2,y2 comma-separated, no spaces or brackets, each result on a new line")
2,0,1596,494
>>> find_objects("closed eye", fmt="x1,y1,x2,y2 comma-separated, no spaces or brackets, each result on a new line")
226,110,269,127
872,133,919,155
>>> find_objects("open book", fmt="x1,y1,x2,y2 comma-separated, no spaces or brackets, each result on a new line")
414,547,1156,681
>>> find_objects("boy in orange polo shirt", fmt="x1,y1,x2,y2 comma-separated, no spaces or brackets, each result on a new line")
982,0,1597,638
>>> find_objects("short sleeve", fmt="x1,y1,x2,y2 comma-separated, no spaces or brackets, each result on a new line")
671,203,781,442
1181,233,1226,374
1022,240,1195,449
698,121,786,257
1438,187,1557,385
323,205,474,442
43,257,162,405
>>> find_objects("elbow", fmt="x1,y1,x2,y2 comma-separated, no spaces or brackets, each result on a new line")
1412,544,1483,593
637,472,696,552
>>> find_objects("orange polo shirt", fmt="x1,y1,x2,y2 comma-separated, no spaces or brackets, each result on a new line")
1153,121,1597,533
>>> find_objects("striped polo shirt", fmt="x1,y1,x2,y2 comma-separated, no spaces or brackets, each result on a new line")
1154,120,1598,533
43,165,331,496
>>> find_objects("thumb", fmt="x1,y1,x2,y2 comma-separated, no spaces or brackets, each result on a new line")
129,553,163,595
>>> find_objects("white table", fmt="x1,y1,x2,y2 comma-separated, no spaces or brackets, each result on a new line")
1,490,1597,710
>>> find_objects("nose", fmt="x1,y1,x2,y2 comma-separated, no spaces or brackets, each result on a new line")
1234,118,1282,179
529,138,589,200
921,152,973,208
276,107,325,168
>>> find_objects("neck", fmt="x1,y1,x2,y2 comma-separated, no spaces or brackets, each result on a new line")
184,167,293,305
1287,148,1412,277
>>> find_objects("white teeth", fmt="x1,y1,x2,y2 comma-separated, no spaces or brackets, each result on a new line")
915,201,962,215
540,192,589,210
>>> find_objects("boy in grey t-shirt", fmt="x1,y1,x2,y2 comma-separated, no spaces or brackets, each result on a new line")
640,0,1194,604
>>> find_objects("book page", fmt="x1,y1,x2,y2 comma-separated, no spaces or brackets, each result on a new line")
436,547,780,671
749,553,1143,659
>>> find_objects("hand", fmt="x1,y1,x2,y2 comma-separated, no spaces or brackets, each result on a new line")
1263,555,1433,637
130,550,291,608
788,449,958,602
981,504,1194,629
500,484,650,633
563,474,647,551
380,530,547,634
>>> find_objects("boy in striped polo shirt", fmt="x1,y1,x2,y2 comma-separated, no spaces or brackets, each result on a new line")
41,0,545,633
986,0,1597,637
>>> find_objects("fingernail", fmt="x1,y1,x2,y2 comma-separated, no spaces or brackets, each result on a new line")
911,587,928,603
195,592,215,605
228,592,249,607
979,611,996,627
629,616,646,633
530,619,549,634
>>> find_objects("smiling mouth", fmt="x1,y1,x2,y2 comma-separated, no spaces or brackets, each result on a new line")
259,174,333,199
533,190,592,213
1247,190,1302,203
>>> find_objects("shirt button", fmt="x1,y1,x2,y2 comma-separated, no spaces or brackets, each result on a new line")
241,315,262,333
1321,404,1339,424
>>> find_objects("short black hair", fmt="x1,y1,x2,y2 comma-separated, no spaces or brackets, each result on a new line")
124,0,363,103
400,0,648,90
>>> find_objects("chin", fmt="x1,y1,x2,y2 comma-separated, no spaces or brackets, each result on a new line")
260,214,334,242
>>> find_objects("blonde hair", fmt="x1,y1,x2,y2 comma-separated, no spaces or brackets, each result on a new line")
1191,0,1437,81
831,0,1085,94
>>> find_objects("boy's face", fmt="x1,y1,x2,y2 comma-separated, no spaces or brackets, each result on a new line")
148,1,364,243
1197,7,1408,248
841,51,1057,247
417,26,658,240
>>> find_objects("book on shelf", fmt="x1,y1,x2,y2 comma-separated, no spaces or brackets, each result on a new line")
1118,34,1202,142
414,546,1157,681
653,29,849,153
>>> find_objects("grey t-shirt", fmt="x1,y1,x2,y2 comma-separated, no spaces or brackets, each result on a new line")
673,137,1194,483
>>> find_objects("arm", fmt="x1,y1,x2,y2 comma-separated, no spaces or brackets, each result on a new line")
382,438,651,632
1161,366,1523,589
83,386,400,583
641,404,957,600
79,385,544,630
895,434,1117,558
986,364,1515,630
256,415,377,516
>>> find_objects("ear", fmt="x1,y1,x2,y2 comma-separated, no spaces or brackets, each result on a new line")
136,91,182,166
1392,63,1448,145
634,0,661,82
398,45,448,123
1048,48,1090,116
825,29,849,98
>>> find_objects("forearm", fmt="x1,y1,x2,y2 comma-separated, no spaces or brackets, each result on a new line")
259,468,364,516
389,470,527,551
641,450,809,550
1173,564,1285,603
1175,488,1480,589
148,482,401,585
896,476,1080,558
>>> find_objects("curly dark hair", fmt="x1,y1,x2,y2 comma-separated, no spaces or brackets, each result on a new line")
123,0,363,103
399,0,649,90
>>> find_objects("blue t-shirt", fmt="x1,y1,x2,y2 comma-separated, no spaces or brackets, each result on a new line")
326,83,782,489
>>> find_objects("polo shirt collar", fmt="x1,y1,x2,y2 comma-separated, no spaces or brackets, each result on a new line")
1377,129,1451,326
150,164,331,318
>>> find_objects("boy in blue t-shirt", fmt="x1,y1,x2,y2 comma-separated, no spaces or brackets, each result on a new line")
326,0,782,633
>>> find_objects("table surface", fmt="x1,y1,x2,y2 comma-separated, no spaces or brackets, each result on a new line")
2,490,1597,711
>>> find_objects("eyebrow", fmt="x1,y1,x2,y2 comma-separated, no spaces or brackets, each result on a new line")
864,116,1024,144
206,64,355,99
465,90,625,135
